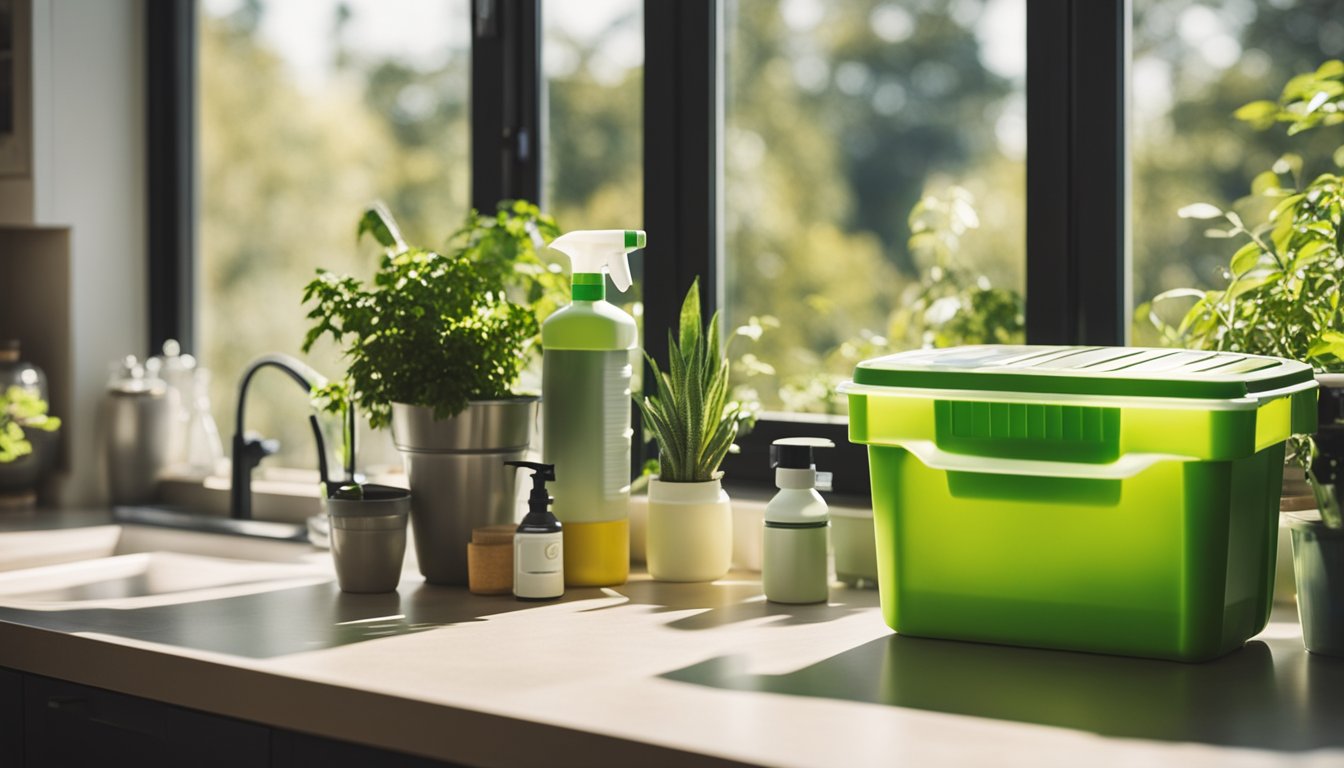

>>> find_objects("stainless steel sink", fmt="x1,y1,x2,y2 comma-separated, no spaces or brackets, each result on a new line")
0,524,333,609
0,551,331,608
0,525,124,573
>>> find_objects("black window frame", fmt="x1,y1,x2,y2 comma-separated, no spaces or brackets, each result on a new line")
147,0,1130,500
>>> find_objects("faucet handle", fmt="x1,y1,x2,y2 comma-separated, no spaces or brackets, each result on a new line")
240,432,279,470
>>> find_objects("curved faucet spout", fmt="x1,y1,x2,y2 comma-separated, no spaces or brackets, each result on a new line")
229,353,355,520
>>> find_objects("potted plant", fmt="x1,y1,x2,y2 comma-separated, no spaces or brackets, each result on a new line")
0,384,61,509
303,201,560,585
325,481,412,594
635,278,756,582
1140,60,1344,655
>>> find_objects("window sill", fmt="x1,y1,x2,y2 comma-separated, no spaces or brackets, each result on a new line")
631,488,873,575
156,468,409,524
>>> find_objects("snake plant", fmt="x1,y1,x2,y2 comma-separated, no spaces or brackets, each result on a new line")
636,278,756,483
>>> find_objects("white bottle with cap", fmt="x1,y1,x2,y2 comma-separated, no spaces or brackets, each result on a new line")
509,461,565,601
763,438,835,604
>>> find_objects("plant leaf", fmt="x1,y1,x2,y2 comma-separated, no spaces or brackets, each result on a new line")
1227,272,1281,300
1305,90,1332,115
1295,239,1330,267
1251,170,1281,196
1231,241,1262,275
679,278,701,363
357,202,408,253
1234,100,1279,126
1178,203,1223,219
1273,154,1304,178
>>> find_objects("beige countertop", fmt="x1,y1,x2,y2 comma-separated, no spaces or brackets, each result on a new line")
0,513,1342,767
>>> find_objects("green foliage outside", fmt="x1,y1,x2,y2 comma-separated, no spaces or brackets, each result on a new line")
732,186,1025,415
1142,60,1344,369
1139,58,1344,527
199,5,473,468
1130,0,1344,347
302,203,554,428
721,0,1025,415
894,188,1025,350
636,279,756,483
0,387,60,464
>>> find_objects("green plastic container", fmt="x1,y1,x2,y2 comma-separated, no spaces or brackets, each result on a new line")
840,345,1317,662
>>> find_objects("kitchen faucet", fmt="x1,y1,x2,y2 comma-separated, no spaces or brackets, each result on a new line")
229,354,355,520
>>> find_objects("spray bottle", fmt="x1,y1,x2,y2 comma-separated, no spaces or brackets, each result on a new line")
543,229,646,586
508,461,564,601
763,437,835,604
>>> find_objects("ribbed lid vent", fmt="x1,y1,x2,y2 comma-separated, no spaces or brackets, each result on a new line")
852,345,1313,399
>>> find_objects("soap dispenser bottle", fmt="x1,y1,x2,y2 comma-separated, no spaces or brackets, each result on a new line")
763,438,835,605
542,229,646,587
508,461,564,601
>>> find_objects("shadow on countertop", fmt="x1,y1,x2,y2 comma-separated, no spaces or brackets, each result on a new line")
0,582,542,658
0,574,868,658
661,633,1344,751
576,578,869,630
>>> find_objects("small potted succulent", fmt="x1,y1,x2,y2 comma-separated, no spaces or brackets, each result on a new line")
303,201,561,586
635,278,756,582
1141,60,1344,655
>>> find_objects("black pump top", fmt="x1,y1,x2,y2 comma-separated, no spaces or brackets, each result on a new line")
770,437,836,470
507,461,562,534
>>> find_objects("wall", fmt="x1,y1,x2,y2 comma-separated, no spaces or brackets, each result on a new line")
30,0,146,505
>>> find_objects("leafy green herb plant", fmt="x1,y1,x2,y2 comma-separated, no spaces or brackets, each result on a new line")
636,278,757,483
1139,60,1344,527
0,386,60,464
303,202,555,428
445,200,567,328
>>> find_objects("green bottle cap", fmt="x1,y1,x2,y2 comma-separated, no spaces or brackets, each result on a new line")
572,273,605,301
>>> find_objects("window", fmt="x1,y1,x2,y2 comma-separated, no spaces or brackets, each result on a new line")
541,0,644,394
1132,0,1344,341
542,0,642,230
197,0,471,470
152,0,1134,498
723,0,1026,416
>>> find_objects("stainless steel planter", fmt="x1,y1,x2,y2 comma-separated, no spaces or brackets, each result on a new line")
327,485,410,594
1288,515,1344,657
391,399,537,585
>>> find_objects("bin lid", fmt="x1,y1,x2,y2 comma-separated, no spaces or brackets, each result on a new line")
850,345,1313,400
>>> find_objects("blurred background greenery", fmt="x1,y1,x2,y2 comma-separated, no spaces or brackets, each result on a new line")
197,0,1343,468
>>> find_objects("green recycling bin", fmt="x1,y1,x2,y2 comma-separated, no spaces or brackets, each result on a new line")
840,345,1317,661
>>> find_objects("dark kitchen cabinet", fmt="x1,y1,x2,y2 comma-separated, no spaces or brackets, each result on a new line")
1,668,20,766
272,730,459,768
5,668,461,767
23,675,271,767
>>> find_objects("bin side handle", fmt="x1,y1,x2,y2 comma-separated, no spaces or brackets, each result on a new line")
898,440,1195,480
1247,378,1318,405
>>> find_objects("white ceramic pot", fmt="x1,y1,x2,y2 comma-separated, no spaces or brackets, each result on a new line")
646,478,732,582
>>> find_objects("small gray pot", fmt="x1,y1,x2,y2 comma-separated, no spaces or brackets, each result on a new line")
327,484,410,594
1287,513,1344,657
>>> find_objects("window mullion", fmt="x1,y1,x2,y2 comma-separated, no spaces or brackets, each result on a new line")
642,0,720,344
146,0,197,354
640,0,720,478
471,0,542,210
1026,0,1129,346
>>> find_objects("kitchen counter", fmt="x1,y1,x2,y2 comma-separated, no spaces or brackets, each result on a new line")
1,512,1342,767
